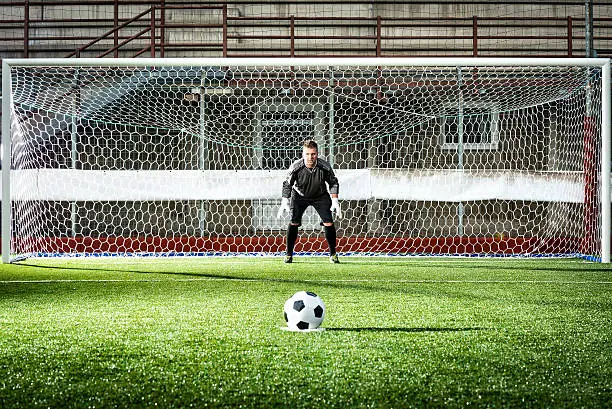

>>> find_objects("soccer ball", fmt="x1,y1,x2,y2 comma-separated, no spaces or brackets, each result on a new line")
283,291,325,331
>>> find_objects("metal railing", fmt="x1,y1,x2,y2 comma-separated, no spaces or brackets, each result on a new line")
1,0,610,59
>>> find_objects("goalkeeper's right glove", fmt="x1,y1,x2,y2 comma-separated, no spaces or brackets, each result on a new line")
277,197,290,219
330,197,342,220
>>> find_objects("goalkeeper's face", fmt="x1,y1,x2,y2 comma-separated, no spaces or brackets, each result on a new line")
303,147,318,168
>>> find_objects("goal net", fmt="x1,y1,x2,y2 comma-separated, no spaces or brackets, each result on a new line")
2,58,610,262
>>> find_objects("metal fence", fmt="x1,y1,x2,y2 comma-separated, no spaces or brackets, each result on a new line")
1,1,611,59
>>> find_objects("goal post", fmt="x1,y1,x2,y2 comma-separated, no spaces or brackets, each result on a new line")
2,57,610,263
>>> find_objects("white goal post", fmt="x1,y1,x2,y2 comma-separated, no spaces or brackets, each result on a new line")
2,57,611,262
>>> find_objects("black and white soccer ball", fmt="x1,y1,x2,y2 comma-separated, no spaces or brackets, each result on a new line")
283,291,325,331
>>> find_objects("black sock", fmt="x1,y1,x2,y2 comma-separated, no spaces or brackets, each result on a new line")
286,224,299,256
324,225,337,255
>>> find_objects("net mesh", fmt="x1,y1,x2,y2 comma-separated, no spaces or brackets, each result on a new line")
5,60,605,260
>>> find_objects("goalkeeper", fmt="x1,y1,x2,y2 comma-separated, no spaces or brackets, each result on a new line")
277,139,341,264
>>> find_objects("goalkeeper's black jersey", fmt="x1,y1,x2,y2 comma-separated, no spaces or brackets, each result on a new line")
282,158,339,199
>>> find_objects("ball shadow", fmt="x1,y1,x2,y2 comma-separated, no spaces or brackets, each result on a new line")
325,326,486,333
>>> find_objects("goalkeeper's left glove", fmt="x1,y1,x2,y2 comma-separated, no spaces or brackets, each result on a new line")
330,197,342,220
277,197,291,219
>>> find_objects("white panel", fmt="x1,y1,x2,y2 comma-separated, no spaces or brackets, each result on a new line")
369,170,584,203
6,168,585,203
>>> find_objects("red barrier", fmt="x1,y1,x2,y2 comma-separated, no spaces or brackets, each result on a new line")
12,235,581,256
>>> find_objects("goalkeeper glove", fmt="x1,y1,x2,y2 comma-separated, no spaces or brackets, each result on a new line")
330,197,342,220
277,197,290,219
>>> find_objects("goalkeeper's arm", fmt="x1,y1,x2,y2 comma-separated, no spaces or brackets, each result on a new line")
278,166,297,219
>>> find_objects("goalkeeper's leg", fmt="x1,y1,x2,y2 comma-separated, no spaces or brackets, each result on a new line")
312,194,339,262
285,224,299,262
324,224,338,263
285,195,307,263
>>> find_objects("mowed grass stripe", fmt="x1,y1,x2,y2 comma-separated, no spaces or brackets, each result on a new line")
1,278,611,284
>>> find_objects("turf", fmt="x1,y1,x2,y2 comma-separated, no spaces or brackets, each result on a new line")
0,256,610,408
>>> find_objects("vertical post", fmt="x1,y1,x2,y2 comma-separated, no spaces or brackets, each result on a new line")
585,0,593,57
222,4,228,57
328,68,335,167
583,124,595,254
160,0,166,58
376,16,382,57
114,0,119,57
199,89,208,171
472,16,478,57
601,60,611,263
2,62,12,263
23,0,29,58
290,16,295,57
375,16,383,99
583,67,597,257
150,6,156,57
70,69,80,237
457,67,464,237
567,16,573,57
198,70,210,237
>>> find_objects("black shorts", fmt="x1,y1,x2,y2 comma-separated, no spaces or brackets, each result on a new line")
290,192,333,225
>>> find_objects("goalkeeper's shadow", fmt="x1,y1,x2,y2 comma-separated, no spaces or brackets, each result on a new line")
15,262,402,292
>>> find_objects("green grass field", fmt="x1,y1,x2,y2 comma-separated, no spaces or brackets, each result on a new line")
0,256,611,408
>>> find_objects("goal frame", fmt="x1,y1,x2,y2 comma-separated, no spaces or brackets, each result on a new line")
2,57,611,263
